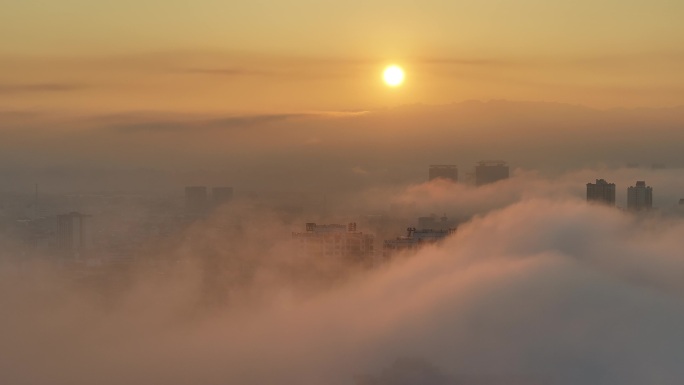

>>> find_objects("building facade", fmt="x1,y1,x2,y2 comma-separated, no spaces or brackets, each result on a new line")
627,181,653,211
293,222,375,263
417,214,457,231
586,179,616,205
475,160,509,186
383,227,456,258
429,165,458,182
56,212,92,258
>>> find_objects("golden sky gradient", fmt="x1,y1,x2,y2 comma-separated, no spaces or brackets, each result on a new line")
2,0,684,113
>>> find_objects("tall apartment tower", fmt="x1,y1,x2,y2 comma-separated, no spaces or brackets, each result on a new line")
428,165,458,182
212,187,234,205
586,179,616,205
627,181,653,211
56,212,92,258
185,186,209,215
475,160,509,186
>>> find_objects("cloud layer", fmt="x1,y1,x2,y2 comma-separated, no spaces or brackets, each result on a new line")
2,172,684,385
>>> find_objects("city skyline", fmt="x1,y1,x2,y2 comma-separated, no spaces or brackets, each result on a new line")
2,1,684,385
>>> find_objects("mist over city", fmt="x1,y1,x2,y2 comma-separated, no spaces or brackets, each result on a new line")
3,1,684,384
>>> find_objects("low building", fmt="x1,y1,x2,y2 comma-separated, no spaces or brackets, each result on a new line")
292,222,375,263
383,227,456,258
56,212,92,258
417,214,457,231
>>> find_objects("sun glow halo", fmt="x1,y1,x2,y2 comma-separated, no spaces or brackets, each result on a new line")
383,65,405,87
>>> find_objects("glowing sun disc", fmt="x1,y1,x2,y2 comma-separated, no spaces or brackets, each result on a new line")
383,65,405,87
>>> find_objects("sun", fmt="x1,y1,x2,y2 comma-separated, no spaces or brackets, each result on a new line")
383,65,405,87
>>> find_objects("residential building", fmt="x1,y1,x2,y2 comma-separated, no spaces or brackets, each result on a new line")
56,212,92,258
292,222,375,263
475,160,509,186
383,227,456,258
586,179,616,205
627,181,653,211
429,165,458,182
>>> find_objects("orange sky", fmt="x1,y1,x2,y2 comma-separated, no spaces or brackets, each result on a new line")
2,0,684,113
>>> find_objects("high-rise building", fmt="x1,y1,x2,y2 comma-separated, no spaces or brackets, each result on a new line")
185,186,208,215
586,179,616,205
56,212,92,258
212,187,234,206
475,160,509,186
627,181,653,211
428,165,458,182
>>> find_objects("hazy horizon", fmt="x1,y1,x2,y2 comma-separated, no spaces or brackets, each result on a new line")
2,99,683,194
3,1,684,384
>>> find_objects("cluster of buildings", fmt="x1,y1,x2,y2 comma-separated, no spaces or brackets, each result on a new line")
7,162,684,276
382,227,456,258
2,185,238,264
293,216,459,266
428,160,509,186
586,179,654,210
292,222,376,264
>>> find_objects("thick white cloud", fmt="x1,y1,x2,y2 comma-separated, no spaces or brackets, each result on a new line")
1,171,684,385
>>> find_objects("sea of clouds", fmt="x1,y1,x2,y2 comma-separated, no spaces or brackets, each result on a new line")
1,168,683,385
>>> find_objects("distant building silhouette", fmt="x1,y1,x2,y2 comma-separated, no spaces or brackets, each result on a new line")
292,222,375,263
428,165,458,182
417,214,455,230
627,181,653,211
475,160,509,186
185,186,208,215
383,227,455,259
56,212,92,258
212,187,234,206
586,179,616,205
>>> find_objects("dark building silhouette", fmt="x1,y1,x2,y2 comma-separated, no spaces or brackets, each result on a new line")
383,227,456,259
428,165,458,182
212,187,234,205
627,181,653,211
56,212,91,258
185,186,208,215
586,179,616,205
475,160,509,186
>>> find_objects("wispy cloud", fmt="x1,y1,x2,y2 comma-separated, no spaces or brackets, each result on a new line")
103,113,309,133
181,67,271,76
0,83,85,95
